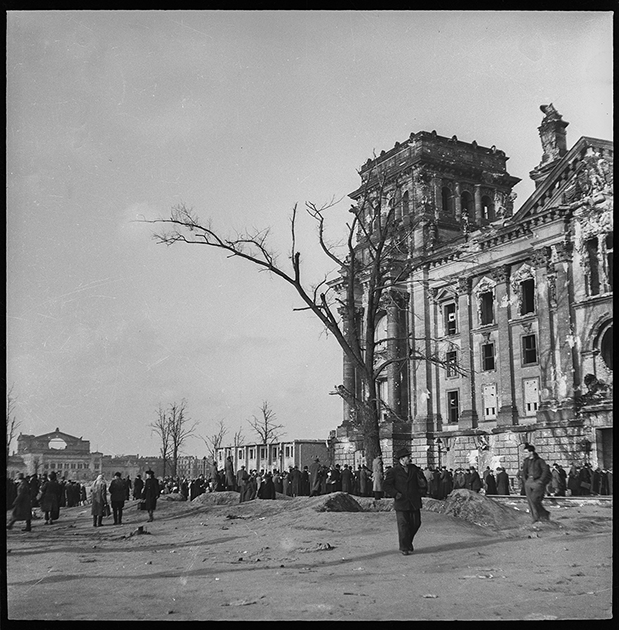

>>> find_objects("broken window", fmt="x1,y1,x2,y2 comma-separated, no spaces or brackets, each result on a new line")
522,334,538,365
482,384,497,419
523,378,539,415
447,390,459,424
481,342,495,371
481,195,494,222
605,232,613,292
444,302,457,335
461,190,474,215
442,187,453,214
480,292,494,325
520,278,535,315
586,237,601,295
446,350,458,378
402,190,410,216
600,325,613,371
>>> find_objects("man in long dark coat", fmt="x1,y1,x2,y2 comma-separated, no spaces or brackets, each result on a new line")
143,470,160,522
309,458,321,497
133,475,144,500
290,466,301,497
496,467,510,495
341,465,353,493
467,466,483,492
300,466,310,496
383,448,427,555
485,470,498,495
521,444,552,523
359,465,369,497
39,471,62,524
225,456,236,491
8,473,33,532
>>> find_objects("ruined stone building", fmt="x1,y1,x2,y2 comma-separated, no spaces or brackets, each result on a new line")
331,105,613,477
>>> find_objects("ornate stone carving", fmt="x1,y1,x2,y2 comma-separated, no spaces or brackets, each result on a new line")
551,242,573,263
490,265,510,284
546,271,558,308
530,247,551,268
457,277,470,295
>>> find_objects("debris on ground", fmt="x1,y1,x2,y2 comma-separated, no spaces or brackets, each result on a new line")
307,492,364,513
422,490,530,531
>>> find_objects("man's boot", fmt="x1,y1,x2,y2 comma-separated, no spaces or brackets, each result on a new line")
22,521,32,532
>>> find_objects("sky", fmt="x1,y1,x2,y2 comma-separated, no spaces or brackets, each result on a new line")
6,11,613,458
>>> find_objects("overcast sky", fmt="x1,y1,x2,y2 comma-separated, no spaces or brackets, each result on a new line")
7,11,613,458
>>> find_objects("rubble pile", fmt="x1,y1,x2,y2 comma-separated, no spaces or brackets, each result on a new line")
422,489,529,530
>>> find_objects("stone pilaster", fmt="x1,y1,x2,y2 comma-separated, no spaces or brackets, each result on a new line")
456,277,478,429
493,265,518,426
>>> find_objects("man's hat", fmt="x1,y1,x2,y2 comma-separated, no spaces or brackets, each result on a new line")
523,443,536,452
395,447,411,460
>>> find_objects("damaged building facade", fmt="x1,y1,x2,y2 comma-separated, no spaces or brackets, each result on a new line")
331,105,613,477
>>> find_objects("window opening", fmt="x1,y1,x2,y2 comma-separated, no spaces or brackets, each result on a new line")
520,278,535,315
447,391,459,424
522,334,538,364
480,292,494,325
481,343,495,371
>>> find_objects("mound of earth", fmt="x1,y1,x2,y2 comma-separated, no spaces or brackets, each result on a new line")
304,491,364,512
423,489,530,530
158,493,186,502
354,497,393,512
191,490,293,506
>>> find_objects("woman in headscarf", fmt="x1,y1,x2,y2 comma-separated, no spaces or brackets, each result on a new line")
90,474,109,527
40,471,62,524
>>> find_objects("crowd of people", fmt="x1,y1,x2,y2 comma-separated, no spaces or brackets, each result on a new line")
6,456,613,533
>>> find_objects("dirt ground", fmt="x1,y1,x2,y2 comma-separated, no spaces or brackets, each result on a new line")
5,490,613,621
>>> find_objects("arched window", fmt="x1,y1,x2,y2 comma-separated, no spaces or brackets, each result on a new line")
442,187,453,214
600,325,613,371
402,190,409,216
481,195,494,222
460,191,474,216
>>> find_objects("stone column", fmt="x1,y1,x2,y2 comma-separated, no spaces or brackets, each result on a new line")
457,277,478,429
386,294,401,418
454,182,462,221
474,184,482,225
494,265,518,426
410,268,433,433
433,177,443,214
550,243,576,408
531,248,556,419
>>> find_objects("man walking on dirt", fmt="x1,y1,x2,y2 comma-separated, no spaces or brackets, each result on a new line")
522,444,553,523
383,448,427,555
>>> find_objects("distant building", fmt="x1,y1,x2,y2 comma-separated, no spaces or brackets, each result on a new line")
100,455,166,480
215,439,330,473
9,428,103,481
175,455,211,479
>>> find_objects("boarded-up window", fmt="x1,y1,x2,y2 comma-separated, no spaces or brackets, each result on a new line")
482,384,497,419
523,378,539,415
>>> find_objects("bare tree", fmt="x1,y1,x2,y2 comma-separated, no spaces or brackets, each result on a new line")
143,167,469,463
167,399,199,478
232,425,245,449
150,404,172,478
247,400,285,445
6,384,21,458
201,419,228,462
